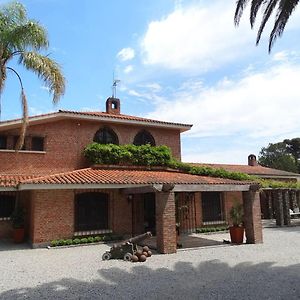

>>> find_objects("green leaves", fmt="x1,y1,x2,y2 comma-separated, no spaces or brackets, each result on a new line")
19,51,65,103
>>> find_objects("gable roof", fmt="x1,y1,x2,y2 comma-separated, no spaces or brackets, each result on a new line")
0,110,192,132
189,163,300,179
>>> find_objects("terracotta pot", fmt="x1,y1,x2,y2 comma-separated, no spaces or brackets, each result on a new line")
13,228,25,243
229,226,244,244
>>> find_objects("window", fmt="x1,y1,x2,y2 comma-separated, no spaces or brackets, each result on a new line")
75,193,109,231
13,136,26,150
0,135,7,149
201,192,224,223
133,130,155,146
31,137,44,151
0,195,16,218
93,127,119,145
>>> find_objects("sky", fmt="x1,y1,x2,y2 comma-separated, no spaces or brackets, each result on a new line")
2,0,300,164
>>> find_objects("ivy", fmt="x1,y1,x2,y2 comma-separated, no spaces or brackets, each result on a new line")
83,143,300,189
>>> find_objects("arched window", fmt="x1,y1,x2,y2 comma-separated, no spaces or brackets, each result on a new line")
133,130,155,146
93,127,119,145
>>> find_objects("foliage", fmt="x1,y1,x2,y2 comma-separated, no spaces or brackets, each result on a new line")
284,138,300,171
84,143,172,166
258,142,298,173
229,202,244,227
49,234,124,247
0,1,65,149
196,226,228,234
234,0,299,52
10,206,25,229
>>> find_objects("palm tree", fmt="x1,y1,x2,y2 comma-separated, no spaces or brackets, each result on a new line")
0,1,65,149
234,0,299,52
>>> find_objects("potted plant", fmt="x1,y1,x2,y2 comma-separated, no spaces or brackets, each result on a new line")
11,206,25,243
229,202,244,244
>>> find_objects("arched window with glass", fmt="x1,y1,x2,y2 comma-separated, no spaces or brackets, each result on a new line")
93,127,119,145
133,130,155,146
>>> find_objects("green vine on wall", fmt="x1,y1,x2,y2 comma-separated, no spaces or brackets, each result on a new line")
83,143,300,189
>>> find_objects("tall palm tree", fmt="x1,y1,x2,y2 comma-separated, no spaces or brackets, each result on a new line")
0,1,65,149
234,0,299,52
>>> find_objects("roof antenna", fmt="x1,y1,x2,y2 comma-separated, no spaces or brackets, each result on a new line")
112,72,120,98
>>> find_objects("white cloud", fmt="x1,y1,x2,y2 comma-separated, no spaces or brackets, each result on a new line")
141,1,257,72
124,65,133,73
146,62,300,143
117,47,135,61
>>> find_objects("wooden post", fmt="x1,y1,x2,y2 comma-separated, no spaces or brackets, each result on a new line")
282,190,291,226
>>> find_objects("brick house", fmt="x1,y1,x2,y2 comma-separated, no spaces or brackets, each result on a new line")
0,97,263,253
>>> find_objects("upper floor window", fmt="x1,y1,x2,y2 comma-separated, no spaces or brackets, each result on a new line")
133,130,155,146
0,135,7,149
93,127,119,145
13,136,26,150
32,137,44,151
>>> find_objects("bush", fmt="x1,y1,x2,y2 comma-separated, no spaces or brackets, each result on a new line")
73,238,81,244
87,237,95,243
80,238,88,244
94,236,102,242
50,240,59,247
66,239,73,245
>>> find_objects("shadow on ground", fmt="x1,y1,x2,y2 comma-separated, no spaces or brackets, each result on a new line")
1,260,299,299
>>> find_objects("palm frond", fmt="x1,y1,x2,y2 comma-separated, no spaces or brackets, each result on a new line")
256,0,279,45
15,88,28,151
250,0,266,27
234,0,251,26
0,1,26,27
269,0,299,51
20,51,65,103
4,20,48,51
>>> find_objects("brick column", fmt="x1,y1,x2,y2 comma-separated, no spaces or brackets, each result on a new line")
282,190,291,226
267,191,273,219
297,191,300,208
242,190,263,244
155,191,176,254
274,190,284,226
290,190,297,210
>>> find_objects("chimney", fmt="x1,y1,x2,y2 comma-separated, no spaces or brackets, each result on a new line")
248,154,258,166
106,97,120,114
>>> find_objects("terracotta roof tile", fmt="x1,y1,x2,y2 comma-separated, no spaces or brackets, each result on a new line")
20,168,251,186
189,163,300,177
0,174,37,188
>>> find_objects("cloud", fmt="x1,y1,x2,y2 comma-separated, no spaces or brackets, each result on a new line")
117,47,135,61
146,62,300,144
140,1,265,73
124,65,133,73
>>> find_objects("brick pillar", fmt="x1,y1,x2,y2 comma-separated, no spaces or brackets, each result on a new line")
282,190,291,226
242,190,263,244
290,190,297,210
297,191,300,208
194,192,202,228
274,190,284,226
267,191,273,219
155,191,176,254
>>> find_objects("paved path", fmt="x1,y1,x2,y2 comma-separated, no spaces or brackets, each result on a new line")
0,227,299,299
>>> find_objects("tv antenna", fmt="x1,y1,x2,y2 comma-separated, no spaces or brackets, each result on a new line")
112,73,120,98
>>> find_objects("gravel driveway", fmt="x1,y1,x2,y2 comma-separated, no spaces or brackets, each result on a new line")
0,227,299,299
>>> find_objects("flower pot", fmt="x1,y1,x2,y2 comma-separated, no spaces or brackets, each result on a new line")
229,226,244,244
13,228,25,243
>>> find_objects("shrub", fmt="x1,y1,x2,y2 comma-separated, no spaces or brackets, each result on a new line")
66,239,73,245
80,238,88,244
73,238,81,244
50,240,59,247
58,239,66,246
94,236,102,242
87,237,95,243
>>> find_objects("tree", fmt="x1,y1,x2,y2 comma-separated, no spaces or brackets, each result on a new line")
258,142,298,173
283,138,300,169
234,0,299,52
0,1,65,149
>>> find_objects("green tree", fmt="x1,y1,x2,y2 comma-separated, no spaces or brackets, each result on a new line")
234,0,299,52
283,138,300,170
0,1,65,149
258,142,298,173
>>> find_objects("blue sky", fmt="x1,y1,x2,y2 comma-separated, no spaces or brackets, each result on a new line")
2,0,300,164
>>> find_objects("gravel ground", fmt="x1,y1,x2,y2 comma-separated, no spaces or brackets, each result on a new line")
0,227,299,300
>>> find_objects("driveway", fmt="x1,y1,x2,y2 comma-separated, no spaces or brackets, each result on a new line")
0,227,299,299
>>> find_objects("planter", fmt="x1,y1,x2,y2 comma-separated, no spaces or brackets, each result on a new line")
229,226,244,244
13,228,25,243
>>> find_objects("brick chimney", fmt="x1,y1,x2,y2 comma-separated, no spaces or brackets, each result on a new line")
106,97,120,114
248,154,258,166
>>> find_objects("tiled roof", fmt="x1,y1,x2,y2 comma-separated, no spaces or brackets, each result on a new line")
0,110,192,130
19,168,250,186
0,174,37,188
189,163,300,177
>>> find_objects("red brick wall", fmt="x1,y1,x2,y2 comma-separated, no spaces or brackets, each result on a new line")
0,119,182,175
30,189,74,244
